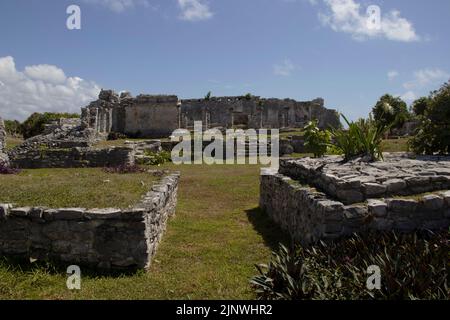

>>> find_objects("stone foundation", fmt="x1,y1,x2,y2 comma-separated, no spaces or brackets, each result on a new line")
260,155,450,245
0,173,179,269
9,146,135,169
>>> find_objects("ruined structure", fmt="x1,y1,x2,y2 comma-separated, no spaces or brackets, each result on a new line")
260,154,450,245
82,90,340,138
0,172,179,269
0,116,8,164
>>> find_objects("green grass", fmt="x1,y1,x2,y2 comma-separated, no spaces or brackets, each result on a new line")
4,136,24,150
0,168,158,209
381,138,409,153
0,164,288,299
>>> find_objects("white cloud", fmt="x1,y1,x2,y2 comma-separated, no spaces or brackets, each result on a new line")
400,91,416,103
388,70,399,81
274,59,296,76
178,0,213,21
398,68,449,104
403,68,450,90
313,0,419,42
82,0,152,13
0,56,101,121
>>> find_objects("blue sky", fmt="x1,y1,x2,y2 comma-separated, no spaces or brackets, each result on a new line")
0,0,449,121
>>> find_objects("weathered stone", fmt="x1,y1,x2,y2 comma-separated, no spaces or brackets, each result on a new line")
384,179,407,193
363,183,387,197
368,199,387,218
337,189,364,204
10,207,32,217
84,208,122,220
53,208,85,220
387,199,418,213
421,195,444,211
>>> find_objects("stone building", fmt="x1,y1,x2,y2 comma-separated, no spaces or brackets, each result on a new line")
81,90,340,138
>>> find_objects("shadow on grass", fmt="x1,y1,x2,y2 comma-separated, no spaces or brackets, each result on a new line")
245,207,290,251
0,256,143,279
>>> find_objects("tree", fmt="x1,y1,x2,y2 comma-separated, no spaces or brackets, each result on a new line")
409,81,450,155
411,97,430,117
204,91,212,100
4,120,22,136
372,94,409,128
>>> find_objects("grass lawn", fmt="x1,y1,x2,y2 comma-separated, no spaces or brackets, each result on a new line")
381,138,409,153
0,164,288,299
5,136,24,150
0,168,158,209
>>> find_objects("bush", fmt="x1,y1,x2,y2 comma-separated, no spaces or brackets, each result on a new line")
21,112,79,139
331,114,388,161
136,150,172,166
103,164,145,174
409,81,450,155
303,120,331,158
251,231,449,300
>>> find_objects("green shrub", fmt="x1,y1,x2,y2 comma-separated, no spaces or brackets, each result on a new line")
251,231,448,300
137,150,172,166
303,120,331,158
205,91,212,100
330,115,388,161
21,112,79,139
409,81,450,155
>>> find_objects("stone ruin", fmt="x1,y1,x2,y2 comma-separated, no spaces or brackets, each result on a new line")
0,172,180,269
81,90,340,139
0,116,8,165
260,154,450,245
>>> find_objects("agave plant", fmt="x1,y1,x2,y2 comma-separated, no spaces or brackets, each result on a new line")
330,114,389,161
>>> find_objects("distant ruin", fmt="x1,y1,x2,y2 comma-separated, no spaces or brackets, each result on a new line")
0,116,8,164
82,90,341,138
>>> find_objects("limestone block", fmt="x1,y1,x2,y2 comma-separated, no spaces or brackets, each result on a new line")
368,199,388,218
384,179,407,193
363,183,387,198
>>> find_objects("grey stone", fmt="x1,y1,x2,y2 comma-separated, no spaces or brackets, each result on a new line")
421,195,444,211
384,179,407,193
363,183,387,197
387,199,418,213
368,199,388,217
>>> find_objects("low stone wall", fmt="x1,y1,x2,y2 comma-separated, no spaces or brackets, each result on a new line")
0,173,179,269
260,168,450,245
9,146,135,169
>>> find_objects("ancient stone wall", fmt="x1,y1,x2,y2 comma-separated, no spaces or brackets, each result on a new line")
180,96,340,130
0,173,179,269
0,116,8,164
260,168,450,245
81,90,340,139
9,146,135,169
